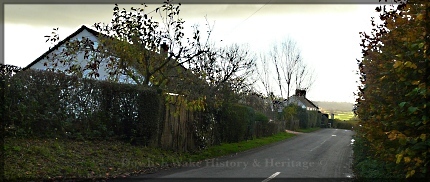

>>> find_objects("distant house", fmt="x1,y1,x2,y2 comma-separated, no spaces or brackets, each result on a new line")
284,89,319,111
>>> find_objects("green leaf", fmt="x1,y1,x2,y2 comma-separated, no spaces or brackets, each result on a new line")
399,102,407,108
423,116,428,124
396,153,403,164
408,106,418,113
399,137,407,145
415,120,422,126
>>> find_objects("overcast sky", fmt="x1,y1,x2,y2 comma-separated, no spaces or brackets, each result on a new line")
4,3,382,103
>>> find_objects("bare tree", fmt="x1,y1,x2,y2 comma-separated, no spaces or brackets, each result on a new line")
256,53,275,111
270,37,307,99
256,53,273,98
279,38,302,99
294,58,315,92
270,45,284,98
188,43,256,105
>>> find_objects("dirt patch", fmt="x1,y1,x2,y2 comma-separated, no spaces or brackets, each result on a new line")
285,130,304,134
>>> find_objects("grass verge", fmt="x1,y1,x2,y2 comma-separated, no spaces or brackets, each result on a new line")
296,127,321,133
186,132,296,161
4,132,295,181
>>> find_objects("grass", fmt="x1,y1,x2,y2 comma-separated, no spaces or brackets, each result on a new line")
334,111,355,121
4,132,295,181
187,132,296,161
296,127,321,133
332,119,359,130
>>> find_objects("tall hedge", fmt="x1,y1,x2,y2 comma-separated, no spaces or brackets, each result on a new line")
216,104,255,143
354,1,430,178
254,111,269,138
355,2,430,178
2,65,284,150
215,103,283,143
4,69,160,145
283,103,321,130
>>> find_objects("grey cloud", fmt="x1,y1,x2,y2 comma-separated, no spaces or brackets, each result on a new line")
5,4,362,28
5,5,114,28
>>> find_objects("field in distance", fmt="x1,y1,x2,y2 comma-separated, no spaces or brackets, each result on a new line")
313,101,356,121
333,111,356,121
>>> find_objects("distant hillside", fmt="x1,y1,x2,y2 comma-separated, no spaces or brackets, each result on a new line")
313,101,354,112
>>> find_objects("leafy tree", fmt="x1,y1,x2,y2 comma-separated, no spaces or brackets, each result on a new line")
356,1,430,178
42,2,258,113
43,2,209,100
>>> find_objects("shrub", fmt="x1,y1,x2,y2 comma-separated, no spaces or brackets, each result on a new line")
217,104,255,143
254,111,269,138
352,135,403,179
4,69,161,145
332,119,356,130
283,104,320,130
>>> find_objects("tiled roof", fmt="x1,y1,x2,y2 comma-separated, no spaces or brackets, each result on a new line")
288,95,319,109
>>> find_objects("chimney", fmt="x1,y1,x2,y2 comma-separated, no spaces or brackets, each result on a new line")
161,42,169,54
295,89,306,97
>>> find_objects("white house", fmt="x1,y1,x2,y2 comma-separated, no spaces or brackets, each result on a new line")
23,25,138,84
284,89,319,111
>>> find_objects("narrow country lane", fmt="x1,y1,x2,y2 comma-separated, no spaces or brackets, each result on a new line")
112,128,355,181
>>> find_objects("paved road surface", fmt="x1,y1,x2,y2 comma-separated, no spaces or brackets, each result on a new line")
113,128,355,181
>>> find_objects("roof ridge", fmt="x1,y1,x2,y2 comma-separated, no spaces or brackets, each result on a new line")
288,95,319,109
23,25,101,70
23,24,188,76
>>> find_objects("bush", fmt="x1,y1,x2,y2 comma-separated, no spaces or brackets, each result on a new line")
283,104,299,130
297,108,308,129
216,104,284,143
283,104,321,130
332,119,356,130
217,104,255,143
307,111,319,128
352,135,403,179
4,69,161,145
254,111,269,138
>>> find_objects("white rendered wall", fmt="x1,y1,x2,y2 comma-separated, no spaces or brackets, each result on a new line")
29,29,137,84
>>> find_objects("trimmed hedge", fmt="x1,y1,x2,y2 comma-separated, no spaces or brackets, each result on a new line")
217,104,255,143
216,104,281,143
4,68,160,145
283,104,322,130
332,119,356,130
254,111,279,138
2,64,283,150
352,135,404,178
254,111,269,138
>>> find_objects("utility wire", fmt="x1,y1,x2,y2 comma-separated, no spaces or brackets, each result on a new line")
223,0,272,39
